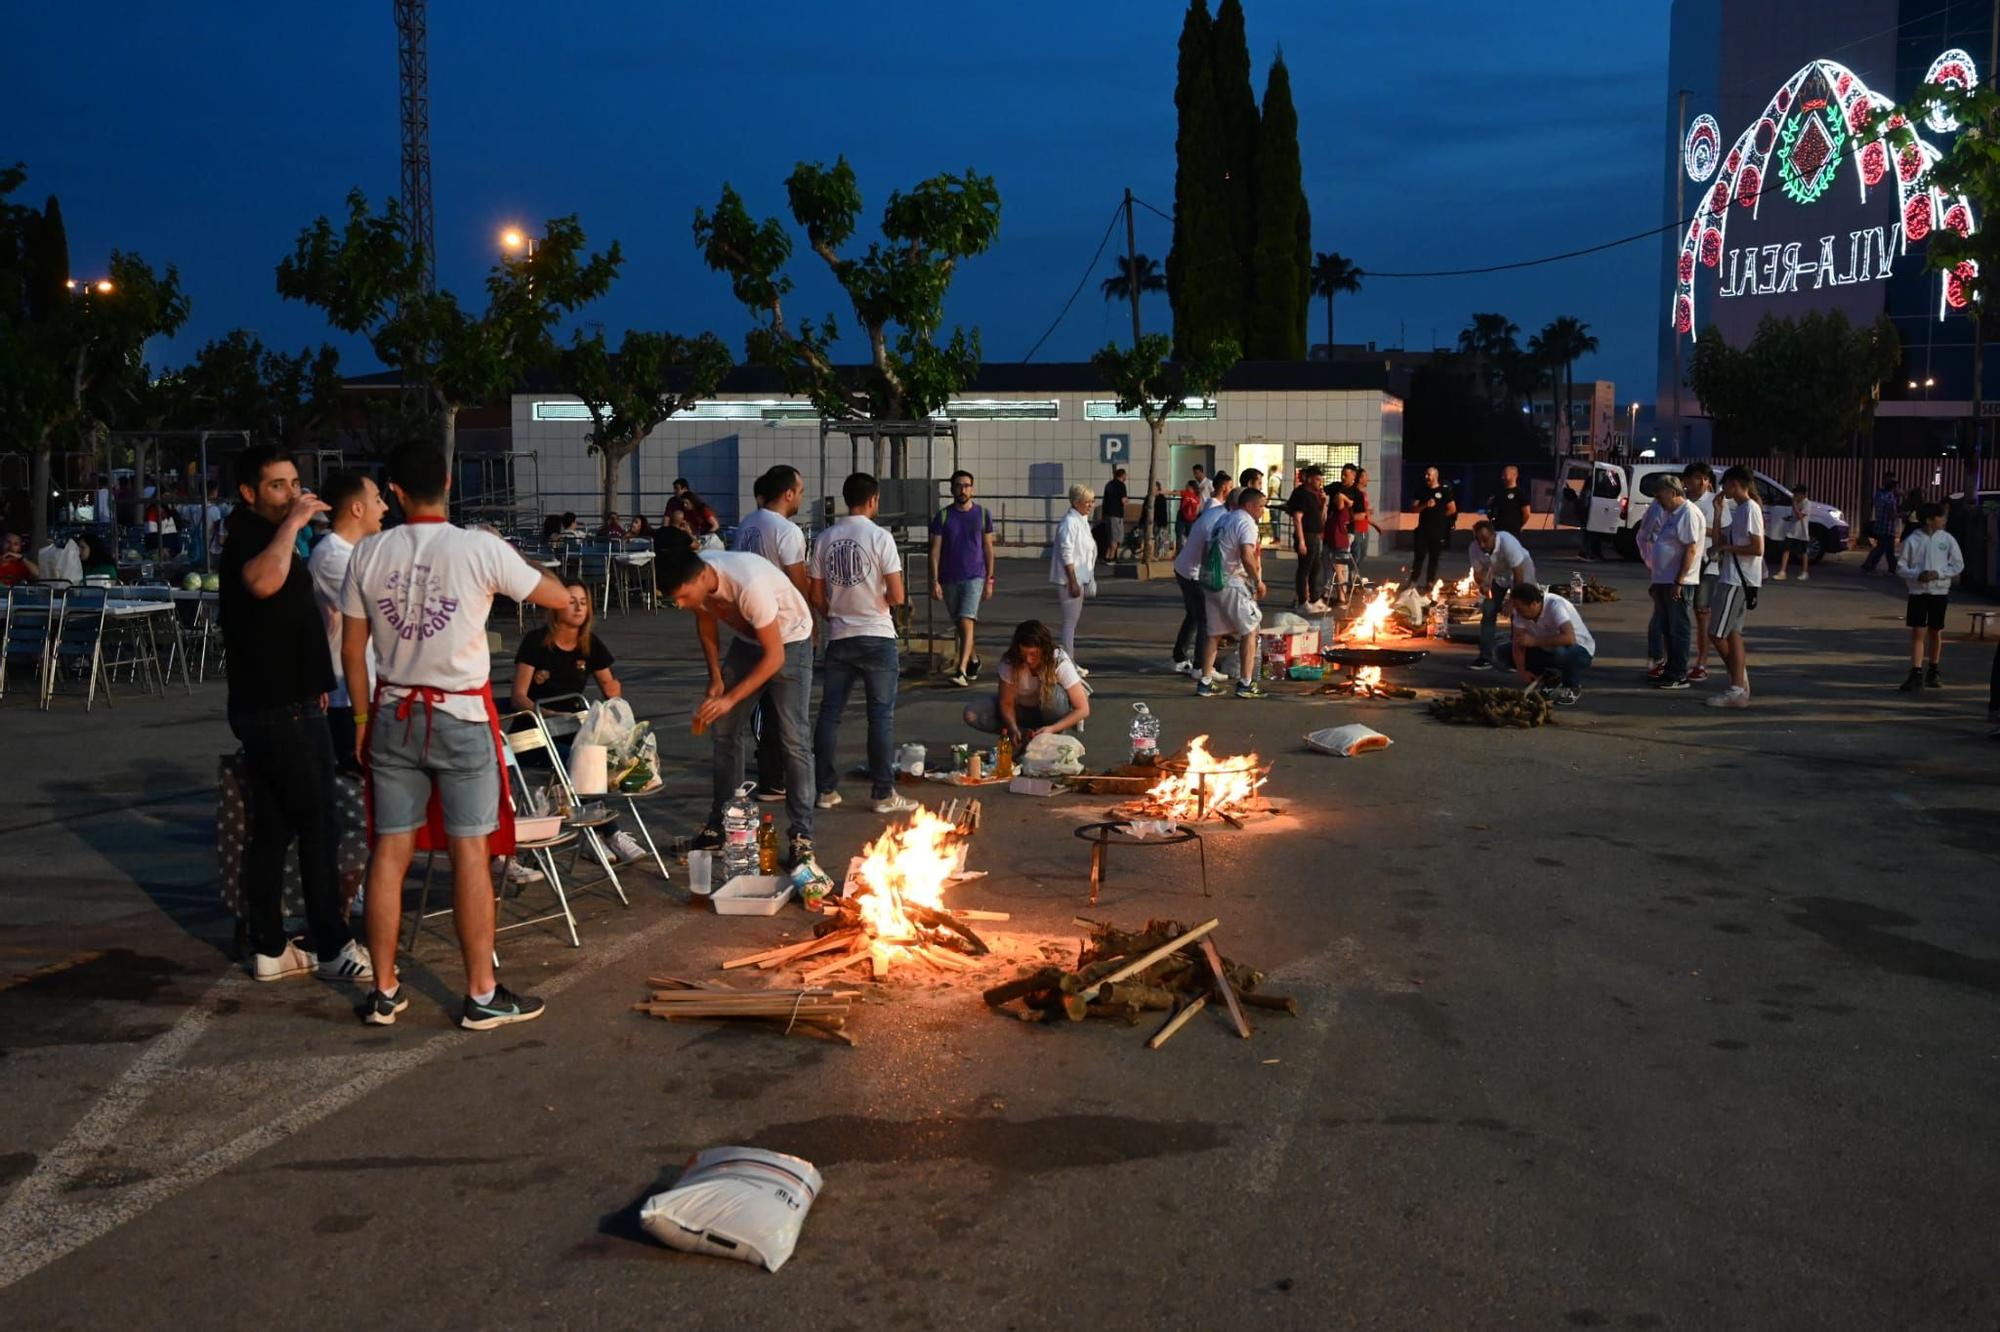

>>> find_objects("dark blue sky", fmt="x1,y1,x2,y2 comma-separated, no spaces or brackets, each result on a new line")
8,0,1672,402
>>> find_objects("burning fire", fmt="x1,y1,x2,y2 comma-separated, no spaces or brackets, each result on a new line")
1345,582,1399,642
1451,573,1475,598
1140,735,1266,820
1354,665,1384,690
1428,579,1445,602
851,807,958,943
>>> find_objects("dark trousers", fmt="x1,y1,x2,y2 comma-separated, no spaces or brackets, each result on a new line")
1861,528,1895,572
1412,529,1448,587
1650,584,1693,679
1294,533,1324,604
327,705,362,778
229,702,352,962
1989,640,2000,715
753,694,783,790
1524,643,1593,688
1174,573,1210,665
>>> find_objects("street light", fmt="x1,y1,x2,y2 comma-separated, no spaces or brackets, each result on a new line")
500,226,536,258
65,277,114,295
1909,377,1936,401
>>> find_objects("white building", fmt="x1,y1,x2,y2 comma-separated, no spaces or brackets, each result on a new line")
511,361,1402,548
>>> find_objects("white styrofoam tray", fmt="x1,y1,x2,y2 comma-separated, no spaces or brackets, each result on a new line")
711,875,795,915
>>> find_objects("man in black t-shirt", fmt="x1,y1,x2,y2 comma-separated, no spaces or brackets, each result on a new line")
219,446,365,985
1411,466,1457,587
1284,466,1328,607
1485,464,1529,536
1098,467,1129,562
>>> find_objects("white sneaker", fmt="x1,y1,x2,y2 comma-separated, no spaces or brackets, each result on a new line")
873,792,919,815
250,941,314,983
317,939,374,983
611,830,649,864
815,790,843,809
1172,659,1195,676
1797,572,1809,582
1705,685,1751,709
505,859,546,886
1770,572,1787,581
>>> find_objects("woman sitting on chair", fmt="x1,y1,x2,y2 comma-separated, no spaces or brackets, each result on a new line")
508,578,648,866
963,619,1090,745
77,532,120,581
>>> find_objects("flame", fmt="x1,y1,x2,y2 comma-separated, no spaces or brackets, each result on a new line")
1345,582,1398,642
1141,735,1265,820
1428,579,1445,603
1354,665,1383,690
1451,573,1476,598
851,807,958,942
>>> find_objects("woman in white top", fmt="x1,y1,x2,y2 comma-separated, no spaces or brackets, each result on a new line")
1769,487,1812,581
963,619,1090,743
1050,483,1097,666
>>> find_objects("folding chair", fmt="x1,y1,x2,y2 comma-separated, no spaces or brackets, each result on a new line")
43,589,112,710
106,585,174,695
535,693,671,878
499,708,631,907
2,587,55,705
124,583,191,692
575,543,616,614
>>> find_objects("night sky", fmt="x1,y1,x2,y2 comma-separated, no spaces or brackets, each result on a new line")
8,0,1671,401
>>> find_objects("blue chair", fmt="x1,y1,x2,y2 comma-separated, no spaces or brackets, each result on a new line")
2,587,55,705
44,588,111,710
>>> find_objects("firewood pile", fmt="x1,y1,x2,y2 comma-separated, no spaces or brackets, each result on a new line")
632,977,859,1045
982,916,1298,1048
1549,576,1619,604
1427,684,1555,728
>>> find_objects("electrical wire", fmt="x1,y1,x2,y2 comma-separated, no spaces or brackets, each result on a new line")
1018,199,1127,362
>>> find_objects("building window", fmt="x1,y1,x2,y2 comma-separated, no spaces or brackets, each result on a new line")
1083,397,1216,420
1293,443,1362,470
941,399,1060,420
531,401,595,421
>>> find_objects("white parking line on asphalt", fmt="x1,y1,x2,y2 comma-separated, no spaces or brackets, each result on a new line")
0,910,692,1291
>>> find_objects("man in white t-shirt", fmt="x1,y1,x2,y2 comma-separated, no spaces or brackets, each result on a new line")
1172,486,1234,678
1468,519,1536,671
731,465,809,802
808,472,912,816
1645,474,1706,690
340,444,580,1032
309,469,387,774
664,546,818,865
1506,582,1595,706
1682,462,1722,684
1195,488,1268,699
1706,465,1764,710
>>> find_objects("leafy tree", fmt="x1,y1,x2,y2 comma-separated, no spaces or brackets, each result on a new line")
1101,253,1167,305
694,158,1001,475
1307,252,1363,354
1688,312,1900,461
277,190,621,472
1249,54,1308,359
564,328,734,516
0,167,189,550
1456,312,1520,406
1496,344,1549,423
1533,316,1598,455
153,330,344,450
1091,333,1240,561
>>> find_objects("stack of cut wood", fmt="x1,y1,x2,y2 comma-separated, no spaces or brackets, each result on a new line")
633,977,858,1044
1427,684,1555,728
1549,576,1619,604
982,916,1298,1048
716,901,1011,984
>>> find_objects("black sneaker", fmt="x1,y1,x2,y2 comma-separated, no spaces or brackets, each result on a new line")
1468,657,1495,671
1655,677,1691,690
1898,669,1924,693
1924,666,1942,689
689,825,723,852
359,988,410,1026
753,785,787,803
788,834,815,868
460,984,545,1031
967,657,982,681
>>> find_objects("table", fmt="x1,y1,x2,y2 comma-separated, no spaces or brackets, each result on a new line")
1072,820,1208,907
611,551,656,612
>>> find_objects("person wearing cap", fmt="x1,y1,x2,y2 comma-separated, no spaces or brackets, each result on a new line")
1644,473,1706,690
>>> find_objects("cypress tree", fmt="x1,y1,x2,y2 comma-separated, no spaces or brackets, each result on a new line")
23,195,71,325
1168,1,1233,354
1250,55,1307,358
1209,0,1259,343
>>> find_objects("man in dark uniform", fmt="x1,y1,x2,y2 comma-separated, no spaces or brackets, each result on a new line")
1485,464,1529,536
1410,465,1457,587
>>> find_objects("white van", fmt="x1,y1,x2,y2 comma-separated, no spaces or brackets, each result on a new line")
1557,461,1852,562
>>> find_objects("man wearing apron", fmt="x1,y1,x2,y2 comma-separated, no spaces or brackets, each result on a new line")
340,444,581,1029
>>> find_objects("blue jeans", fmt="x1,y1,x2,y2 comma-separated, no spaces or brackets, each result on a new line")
1174,573,1210,665
710,637,814,840
1478,594,1502,659
1650,584,1693,679
1523,643,1592,688
815,635,900,800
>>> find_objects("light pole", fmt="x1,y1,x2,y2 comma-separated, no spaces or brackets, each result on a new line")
1908,376,1936,401
1627,402,1639,458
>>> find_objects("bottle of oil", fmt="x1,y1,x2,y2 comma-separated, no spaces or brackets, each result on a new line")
995,730,1015,779
757,814,778,875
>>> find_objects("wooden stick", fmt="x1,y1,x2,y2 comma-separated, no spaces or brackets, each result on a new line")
919,944,979,971
1236,991,1300,1015
1073,918,1219,1002
1147,996,1207,1050
951,909,1011,922
645,975,726,990
1200,938,1252,1038
752,932,856,969
648,988,857,1002
720,937,821,970
802,950,871,984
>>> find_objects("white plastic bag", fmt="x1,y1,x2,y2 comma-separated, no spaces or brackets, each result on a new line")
1022,731,1086,776
575,698,638,750
1304,724,1393,757
1392,586,1426,630
639,1147,822,1272
37,539,82,584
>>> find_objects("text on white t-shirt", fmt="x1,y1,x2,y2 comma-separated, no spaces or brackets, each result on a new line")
810,516,903,640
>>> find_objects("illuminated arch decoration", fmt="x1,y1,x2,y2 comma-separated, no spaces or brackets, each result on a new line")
1671,53,1978,339
1922,49,1978,132
1684,114,1722,181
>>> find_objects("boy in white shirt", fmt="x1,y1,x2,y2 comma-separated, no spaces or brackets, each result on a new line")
341,444,580,1030
308,469,387,775
1506,582,1594,706
1896,502,1965,691
731,465,809,803
808,473,912,816
1706,465,1765,709
1645,474,1707,690
1195,489,1269,699
663,546,818,865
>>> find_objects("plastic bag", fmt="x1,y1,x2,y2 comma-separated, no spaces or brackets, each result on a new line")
37,539,82,584
1022,731,1086,776
1392,587,1426,630
638,1147,822,1272
1304,724,1393,757
575,698,638,750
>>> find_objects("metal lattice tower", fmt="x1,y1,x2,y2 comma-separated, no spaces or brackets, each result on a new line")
394,0,435,292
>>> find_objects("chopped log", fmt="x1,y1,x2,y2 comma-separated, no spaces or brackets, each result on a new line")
1094,981,1176,1011
755,932,857,969
1074,919,1219,1002
1235,991,1300,1016
1199,939,1252,1038
983,967,1066,1006
721,935,835,970
645,976,727,990
906,903,989,955
1086,999,1143,1026
1147,996,1208,1050
951,909,1011,922
801,950,871,984
1024,989,1090,1022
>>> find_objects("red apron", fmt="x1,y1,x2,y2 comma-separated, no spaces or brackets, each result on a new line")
362,678,517,857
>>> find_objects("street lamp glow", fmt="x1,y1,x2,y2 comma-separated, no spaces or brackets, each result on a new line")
65,278,78,290
500,227,526,251
94,279,113,294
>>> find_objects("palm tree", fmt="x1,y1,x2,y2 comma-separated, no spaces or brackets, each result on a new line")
1536,316,1601,456
1308,251,1364,352
1456,313,1520,406
1101,254,1167,304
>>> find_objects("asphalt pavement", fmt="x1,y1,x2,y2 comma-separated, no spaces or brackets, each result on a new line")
0,540,1996,1330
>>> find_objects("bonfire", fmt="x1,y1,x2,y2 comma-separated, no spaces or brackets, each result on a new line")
1126,735,1269,822
1344,582,1399,642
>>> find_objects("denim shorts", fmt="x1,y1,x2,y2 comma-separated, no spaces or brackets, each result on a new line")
942,578,984,621
369,707,502,837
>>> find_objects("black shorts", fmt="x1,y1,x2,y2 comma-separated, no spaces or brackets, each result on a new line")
1905,594,1948,630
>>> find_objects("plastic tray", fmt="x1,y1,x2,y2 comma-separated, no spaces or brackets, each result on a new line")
711,875,795,915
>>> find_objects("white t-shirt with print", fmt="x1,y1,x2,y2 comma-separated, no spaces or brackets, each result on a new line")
999,647,1084,708
700,550,813,645
1470,530,1535,589
1692,491,1719,575
308,531,376,708
1215,509,1261,582
731,507,807,570
810,515,903,640
1511,593,1596,657
1717,498,1765,588
1648,502,1707,586
342,521,543,723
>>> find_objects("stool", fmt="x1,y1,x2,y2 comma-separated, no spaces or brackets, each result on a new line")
1968,611,1995,639
1072,820,1207,907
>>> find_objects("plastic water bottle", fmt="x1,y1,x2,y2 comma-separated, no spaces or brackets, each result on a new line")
1428,599,1448,640
721,782,759,882
1129,702,1161,765
1570,570,1585,602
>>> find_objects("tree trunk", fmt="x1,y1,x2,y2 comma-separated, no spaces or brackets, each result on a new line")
29,443,51,556
1324,293,1333,352
600,443,625,521
873,431,890,479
